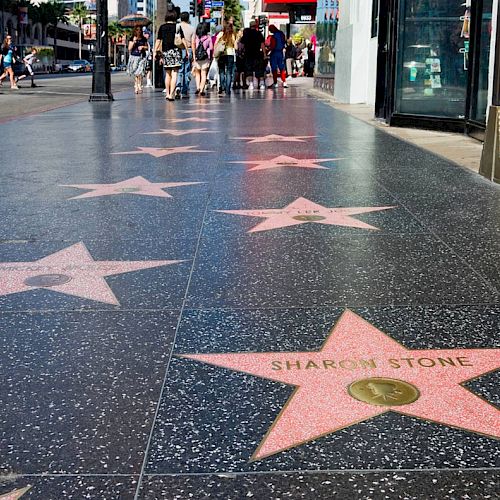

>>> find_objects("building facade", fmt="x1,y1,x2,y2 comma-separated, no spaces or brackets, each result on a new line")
326,0,498,141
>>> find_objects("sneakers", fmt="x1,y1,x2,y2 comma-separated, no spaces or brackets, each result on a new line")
11,85,19,90
31,83,37,88
267,83,278,89
145,80,153,88
283,83,288,88
162,88,168,93
259,83,265,90
174,87,181,99
248,82,254,90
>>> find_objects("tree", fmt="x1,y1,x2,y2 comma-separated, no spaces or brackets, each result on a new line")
108,21,128,66
70,2,88,59
38,0,69,64
221,0,242,30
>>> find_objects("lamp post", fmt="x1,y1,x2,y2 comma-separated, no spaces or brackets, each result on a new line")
89,0,113,101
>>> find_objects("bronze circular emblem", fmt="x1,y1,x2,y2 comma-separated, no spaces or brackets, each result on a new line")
24,274,72,288
348,377,420,407
292,215,326,222
117,187,141,193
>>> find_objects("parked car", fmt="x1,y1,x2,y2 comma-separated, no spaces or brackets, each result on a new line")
67,59,92,72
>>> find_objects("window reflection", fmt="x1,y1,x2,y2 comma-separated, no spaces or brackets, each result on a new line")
395,0,468,118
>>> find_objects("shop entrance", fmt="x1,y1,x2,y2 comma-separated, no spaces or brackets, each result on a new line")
374,0,494,138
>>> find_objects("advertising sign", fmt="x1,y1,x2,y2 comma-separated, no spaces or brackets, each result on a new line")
83,23,97,41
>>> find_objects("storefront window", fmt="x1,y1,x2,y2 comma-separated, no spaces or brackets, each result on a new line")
395,0,469,118
470,0,493,124
315,0,339,76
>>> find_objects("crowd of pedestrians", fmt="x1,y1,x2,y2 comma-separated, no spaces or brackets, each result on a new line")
128,8,315,100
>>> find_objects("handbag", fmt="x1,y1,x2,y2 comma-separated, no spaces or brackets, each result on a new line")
214,40,225,59
174,25,184,48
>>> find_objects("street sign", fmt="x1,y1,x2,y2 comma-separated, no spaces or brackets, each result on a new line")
208,18,217,23
212,10,222,18
212,1,224,6
204,0,212,5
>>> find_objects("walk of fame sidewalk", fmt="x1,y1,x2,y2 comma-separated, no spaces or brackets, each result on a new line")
0,82,498,499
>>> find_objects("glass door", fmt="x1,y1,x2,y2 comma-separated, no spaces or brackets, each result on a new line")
467,0,493,137
394,0,469,119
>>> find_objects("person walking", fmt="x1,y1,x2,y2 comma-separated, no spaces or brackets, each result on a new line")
143,29,154,88
285,38,297,78
0,35,19,89
127,27,148,93
155,9,188,101
234,29,245,90
266,24,287,89
175,12,195,99
216,23,236,96
16,48,38,87
240,20,265,90
192,22,213,97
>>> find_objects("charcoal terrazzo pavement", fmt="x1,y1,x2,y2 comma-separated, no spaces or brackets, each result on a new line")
0,84,498,499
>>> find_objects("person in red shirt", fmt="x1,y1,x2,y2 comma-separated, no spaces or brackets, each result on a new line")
266,25,287,89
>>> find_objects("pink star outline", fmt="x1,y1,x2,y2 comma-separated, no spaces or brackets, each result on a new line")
181,310,500,461
229,154,345,171
165,117,215,123
217,197,396,232
0,486,32,500
111,146,214,158
179,109,220,114
142,128,215,136
0,242,184,305
61,176,204,199
232,134,318,143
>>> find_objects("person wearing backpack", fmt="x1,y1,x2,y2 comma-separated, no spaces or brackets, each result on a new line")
266,24,287,89
192,22,213,96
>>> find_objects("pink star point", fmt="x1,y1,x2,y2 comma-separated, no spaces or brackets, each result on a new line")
165,117,214,123
230,155,345,171
143,128,215,136
61,176,204,199
0,242,183,305
181,310,500,461
217,197,395,233
112,146,213,158
232,134,317,144
0,486,32,500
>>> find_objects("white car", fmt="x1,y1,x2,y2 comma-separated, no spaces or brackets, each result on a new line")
67,59,91,72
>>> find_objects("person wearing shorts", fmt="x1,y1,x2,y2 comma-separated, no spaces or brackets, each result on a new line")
16,48,38,87
154,8,188,101
0,36,18,89
241,20,265,90
192,22,213,96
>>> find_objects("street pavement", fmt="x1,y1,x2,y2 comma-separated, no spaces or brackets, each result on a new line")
0,81,499,499
0,72,130,122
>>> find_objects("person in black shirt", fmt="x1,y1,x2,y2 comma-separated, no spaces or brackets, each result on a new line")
154,9,188,100
240,20,265,90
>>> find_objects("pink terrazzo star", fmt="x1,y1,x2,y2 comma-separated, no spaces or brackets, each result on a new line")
165,117,214,123
61,176,204,199
232,134,317,143
181,310,500,461
0,486,31,499
179,109,219,114
229,154,344,171
217,197,395,233
142,128,215,136
0,242,183,305
112,146,213,158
